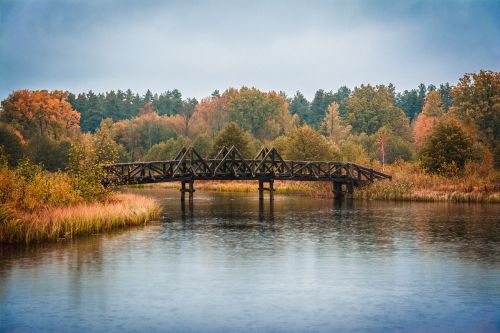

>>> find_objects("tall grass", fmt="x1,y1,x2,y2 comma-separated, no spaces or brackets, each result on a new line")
355,161,500,203
150,161,499,203
155,180,329,197
0,193,161,244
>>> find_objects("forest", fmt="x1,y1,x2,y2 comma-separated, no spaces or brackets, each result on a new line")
0,70,498,242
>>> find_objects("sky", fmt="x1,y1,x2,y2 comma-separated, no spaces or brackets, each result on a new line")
0,0,499,100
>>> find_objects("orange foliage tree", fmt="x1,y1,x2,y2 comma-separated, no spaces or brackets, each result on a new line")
222,87,293,140
412,91,444,147
112,110,184,160
189,95,228,137
0,90,80,141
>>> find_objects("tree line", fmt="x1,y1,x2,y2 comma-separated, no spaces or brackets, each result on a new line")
0,70,498,177
62,83,452,134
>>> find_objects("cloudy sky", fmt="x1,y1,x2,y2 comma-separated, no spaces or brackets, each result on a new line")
1,0,498,99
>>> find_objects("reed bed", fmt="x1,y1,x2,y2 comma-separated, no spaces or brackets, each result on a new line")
154,180,331,197
355,162,500,203
149,163,499,203
0,193,161,244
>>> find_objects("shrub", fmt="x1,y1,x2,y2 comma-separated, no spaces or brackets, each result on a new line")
419,118,475,175
67,137,108,201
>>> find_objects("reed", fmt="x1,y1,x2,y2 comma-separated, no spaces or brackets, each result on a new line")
355,162,500,203
154,180,330,196
148,162,499,203
0,193,161,244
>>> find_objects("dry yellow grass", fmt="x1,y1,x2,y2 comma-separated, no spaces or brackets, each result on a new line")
151,180,329,197
145,162,500,203
0,193,161,244
355,162,500,203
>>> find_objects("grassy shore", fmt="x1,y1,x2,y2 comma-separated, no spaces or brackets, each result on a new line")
355,164,500,203
0,193,161,244
148,163,499,203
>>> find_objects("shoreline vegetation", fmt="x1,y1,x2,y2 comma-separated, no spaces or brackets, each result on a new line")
0,193,160,244
0,158,160,244
143,162,499,203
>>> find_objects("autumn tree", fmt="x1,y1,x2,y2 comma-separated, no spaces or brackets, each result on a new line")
92,118,127,164
210,122,254,158
344,85,410,137
338,141,370,165
138,102,156,116
449,70,499,167
375,127,389,170
279,125,339,161
1,90,80,141
320,102,351,144
143,136,191,161
223,87,292,140
113,112,182,160
413,90,445,147
191,133,214,157
67,135,107,200
421,91,444,117
179,98,198,136
189,95,227,137
419,118,475,175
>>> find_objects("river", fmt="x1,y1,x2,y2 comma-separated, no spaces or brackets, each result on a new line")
1,188,500,332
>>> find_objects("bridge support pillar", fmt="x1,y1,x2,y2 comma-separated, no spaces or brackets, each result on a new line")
180,179,195,202
333,182,355,200
258,179,275,201
333,182,343,200
259,180,264,200
346,182,354,199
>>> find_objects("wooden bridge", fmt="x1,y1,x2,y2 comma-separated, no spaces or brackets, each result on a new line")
103,146,391,201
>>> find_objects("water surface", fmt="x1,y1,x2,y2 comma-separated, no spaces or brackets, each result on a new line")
1,189,500,332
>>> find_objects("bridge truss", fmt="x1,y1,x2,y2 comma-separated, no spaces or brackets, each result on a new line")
103,146,391,200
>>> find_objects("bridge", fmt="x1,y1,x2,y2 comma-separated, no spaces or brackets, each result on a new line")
103,146,391,201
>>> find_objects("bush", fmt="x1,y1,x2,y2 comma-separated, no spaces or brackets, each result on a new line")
0,159,80,211
419,118,475,175
67,137,108,201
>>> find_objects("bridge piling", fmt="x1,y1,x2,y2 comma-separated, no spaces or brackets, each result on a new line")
333,182,343,200
180,179,195,202
258,179,275,201
346,182,354,199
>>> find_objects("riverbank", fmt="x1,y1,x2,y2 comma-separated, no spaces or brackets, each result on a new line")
0,193,161,244
145,164,499,203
